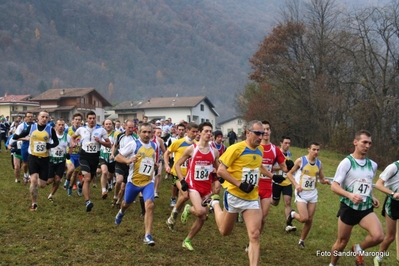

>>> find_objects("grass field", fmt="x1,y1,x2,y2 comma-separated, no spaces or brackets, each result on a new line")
0,146,397,265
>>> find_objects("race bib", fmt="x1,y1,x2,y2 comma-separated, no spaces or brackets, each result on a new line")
51,147,64,158
84,141,98,153
194,164,212,181
300,174,316,190
138,157,154,176
33,141,46,154
241,167,260,186
102,146,112,154
353,180,372,197
260,164,272,179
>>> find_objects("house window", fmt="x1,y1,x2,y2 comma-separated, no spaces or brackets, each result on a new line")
81,98,85,104
23,106,27,111
237,119,242,125
201,118,205,123
95,101,99,107
200,104,204,111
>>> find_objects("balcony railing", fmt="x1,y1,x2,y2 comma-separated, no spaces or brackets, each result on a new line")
76,103,96,109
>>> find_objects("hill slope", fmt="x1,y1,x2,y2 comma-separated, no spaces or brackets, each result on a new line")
0,0,385,120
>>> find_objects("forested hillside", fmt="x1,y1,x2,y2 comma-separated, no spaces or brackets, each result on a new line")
0,0,386,120
0,0,283,120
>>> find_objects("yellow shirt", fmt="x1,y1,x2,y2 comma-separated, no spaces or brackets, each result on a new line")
220,141,264,200
29,124,52,157
168,137,195,177
131,142,156,187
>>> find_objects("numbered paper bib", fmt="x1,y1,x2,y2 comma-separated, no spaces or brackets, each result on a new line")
138,157,154,176
84,141,98,153
102,146,112,154
300,174,316,190
241,167,260,186
34,141,46,154
194,165,212,181
260,164,272,179
51,147,65,158
353,180,372,197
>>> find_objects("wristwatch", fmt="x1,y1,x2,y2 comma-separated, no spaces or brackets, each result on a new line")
391,191,395,196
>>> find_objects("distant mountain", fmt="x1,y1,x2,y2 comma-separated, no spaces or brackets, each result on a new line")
0,0,386,121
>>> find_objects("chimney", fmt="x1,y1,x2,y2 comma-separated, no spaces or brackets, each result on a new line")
4,92,8,98
60,89,65,95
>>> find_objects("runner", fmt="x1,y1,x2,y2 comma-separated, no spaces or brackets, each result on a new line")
329,130,384,266
12,111,59,211
176,122,219,251
47,118,71,201
70,111,110,212
114,122,157,246
286,141,330,248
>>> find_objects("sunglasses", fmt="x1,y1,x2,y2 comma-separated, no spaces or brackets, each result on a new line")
249,130,264,136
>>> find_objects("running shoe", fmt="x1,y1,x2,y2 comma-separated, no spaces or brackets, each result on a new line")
86,201,94,212
111,198,118,208
181,204,191,224
102,191,108,200
67,187,72,196
287,210,295,226
237,213,244,223
115,210,125,225
245,243,249,253
285,225,297,232
154,192,159,198
92,184,97,188
30,203,38,212
170,197,176,207
166,216,175,231
77,184,83,197
352,245,364,266
63,179,70,190
373,256,382,266
143,234,155,246
182,239,194,251
298,240,305,248
47,195,54,202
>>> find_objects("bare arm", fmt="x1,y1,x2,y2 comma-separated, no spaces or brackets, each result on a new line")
174,146,193,181
217,163,240,187
287,158,302,192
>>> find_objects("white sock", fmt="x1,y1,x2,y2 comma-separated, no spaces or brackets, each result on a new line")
211,200,219,207
355,243,362,252
329,263,335,266
102,188,107,193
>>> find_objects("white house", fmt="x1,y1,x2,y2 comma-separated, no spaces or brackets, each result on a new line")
113,96,219,126
218,116,246,139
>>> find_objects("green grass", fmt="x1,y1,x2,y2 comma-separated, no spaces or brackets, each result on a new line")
0,148,397,265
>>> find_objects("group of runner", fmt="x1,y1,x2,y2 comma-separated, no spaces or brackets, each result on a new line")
6,111,399,265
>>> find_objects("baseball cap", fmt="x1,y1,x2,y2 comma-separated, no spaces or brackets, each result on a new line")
156,120,161,124
160,119,165,122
